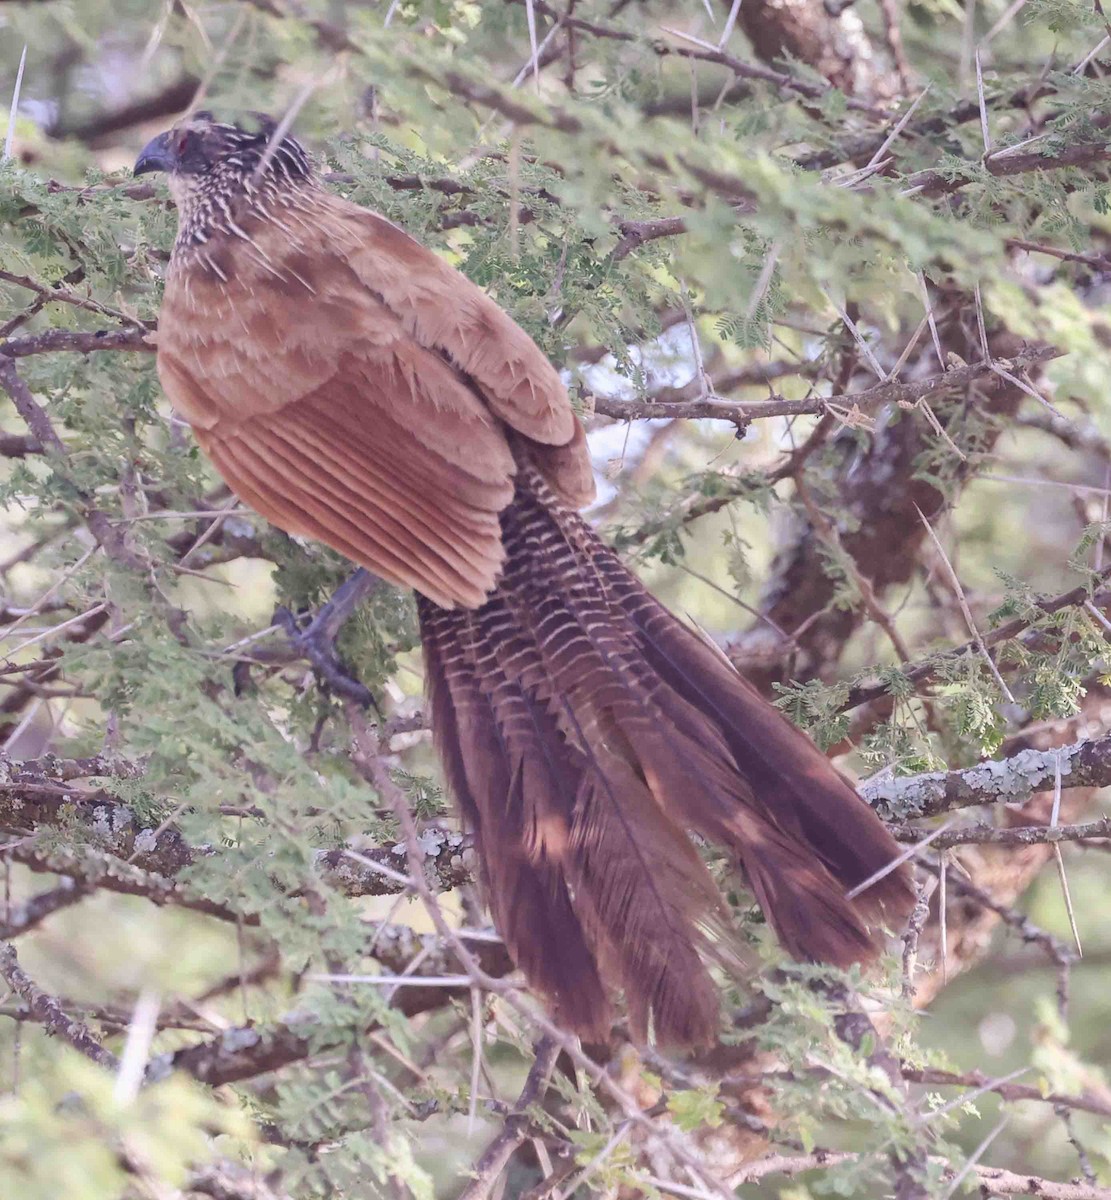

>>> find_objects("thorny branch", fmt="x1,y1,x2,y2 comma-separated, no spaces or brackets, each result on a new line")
902,1066,1111,1122
891,815,1111,849
456,1036,559,1200
845,570,1111,711
588,346,1058,433
729,1150,1111,1198
0,351,146,569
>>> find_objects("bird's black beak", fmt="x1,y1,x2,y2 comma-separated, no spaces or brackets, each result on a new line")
133,131,175,177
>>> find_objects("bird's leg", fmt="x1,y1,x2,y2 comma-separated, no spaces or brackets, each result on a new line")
274,568,384,709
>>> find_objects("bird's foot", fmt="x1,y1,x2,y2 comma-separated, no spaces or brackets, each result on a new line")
274,569,384,711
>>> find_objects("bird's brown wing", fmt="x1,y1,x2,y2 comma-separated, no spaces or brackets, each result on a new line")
157,252,521,609
326,201,574,444
316,197,596,508
156,192,595,607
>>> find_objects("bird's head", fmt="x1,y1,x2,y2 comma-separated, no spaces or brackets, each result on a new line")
134,112,312,244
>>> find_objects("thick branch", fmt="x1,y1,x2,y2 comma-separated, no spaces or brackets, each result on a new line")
862,734,1111,818
0,877,92,938
8,731,1110,921
145,929,513,1087
186,1162,292,1200
1,328,154,359
52,76,200,144
0,757,472,903
9,843,247,924
0,432,41,456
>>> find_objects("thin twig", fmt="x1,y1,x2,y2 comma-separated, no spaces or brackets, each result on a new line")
974,50,992,153
4,46,27,162
915,505,1016,704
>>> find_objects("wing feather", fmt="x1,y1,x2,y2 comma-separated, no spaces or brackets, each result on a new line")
206,423,494,608
288,394,512,524
268,417,502,569
323,203,575,447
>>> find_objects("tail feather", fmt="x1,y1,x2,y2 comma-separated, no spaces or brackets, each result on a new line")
568,765,721,1045
417,462,914,1045
421,599,610,1038
587,546,910,925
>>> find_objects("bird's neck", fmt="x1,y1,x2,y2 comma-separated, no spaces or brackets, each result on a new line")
170,169,317,264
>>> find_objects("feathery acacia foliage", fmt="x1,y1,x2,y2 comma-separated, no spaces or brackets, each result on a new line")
1,1,1110,1197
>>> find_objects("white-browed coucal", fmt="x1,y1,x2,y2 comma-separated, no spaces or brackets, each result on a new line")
135,112,913,1046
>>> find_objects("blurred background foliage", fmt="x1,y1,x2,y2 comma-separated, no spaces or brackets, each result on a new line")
0,0,1110,1197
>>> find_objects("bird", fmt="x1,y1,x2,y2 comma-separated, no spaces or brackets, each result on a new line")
134,111,914,1047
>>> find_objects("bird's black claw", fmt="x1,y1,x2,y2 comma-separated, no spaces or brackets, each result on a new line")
274,603,378,712
270,569,385,710
273,568,386,710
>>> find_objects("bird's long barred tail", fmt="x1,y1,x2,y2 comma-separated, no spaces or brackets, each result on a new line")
418,463,914,1045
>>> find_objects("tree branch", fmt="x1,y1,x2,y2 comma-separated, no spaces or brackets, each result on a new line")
145,929,514,1088
862,733,1111,818
0,353,147,569
906,115,1111,199
50,76,200,145
502,0,885,114
456,1037,559,1200
1,327,154,359
0,940,118,1069
845,572,1111,711
0,747,471,913
186,1161,293,1200
626,344,1059,548
0,268,150,328
730,1151,1111,1198
901,1066,1111,1121
892,816,1111,849
0,877,92,938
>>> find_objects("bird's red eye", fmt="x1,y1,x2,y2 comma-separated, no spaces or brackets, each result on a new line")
174,130,192,156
